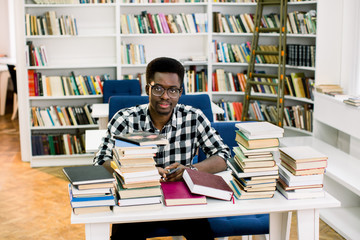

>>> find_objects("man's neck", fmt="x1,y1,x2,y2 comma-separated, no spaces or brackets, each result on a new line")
149,110,172,130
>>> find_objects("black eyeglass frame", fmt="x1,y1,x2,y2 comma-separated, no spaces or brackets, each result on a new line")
148,84,182,98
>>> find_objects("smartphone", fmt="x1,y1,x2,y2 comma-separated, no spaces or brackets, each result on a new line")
166,167,180,176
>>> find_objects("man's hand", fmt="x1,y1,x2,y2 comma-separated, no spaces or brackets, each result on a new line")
158,163,187,182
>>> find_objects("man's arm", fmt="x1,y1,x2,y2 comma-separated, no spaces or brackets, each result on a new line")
93,111,129,166
191,155,227,173
194,110,231,172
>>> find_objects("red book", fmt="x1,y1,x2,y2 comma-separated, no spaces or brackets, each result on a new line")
146,13,157,34
161,181,206,206
28,70,36,96
183,169,233,201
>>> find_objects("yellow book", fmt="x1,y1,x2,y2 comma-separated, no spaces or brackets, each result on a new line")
78,75,89,95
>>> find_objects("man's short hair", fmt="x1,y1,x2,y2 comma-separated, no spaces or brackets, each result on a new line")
146,57,185,86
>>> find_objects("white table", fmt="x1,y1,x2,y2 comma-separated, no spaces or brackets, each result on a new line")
85,129,107,153
91,103,109,129
71,191,340,240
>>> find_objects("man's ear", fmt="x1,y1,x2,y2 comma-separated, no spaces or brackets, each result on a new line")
145,84,150,96
179,87,183,98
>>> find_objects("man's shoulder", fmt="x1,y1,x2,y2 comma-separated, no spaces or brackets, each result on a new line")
116,104,148,117
176,104,205,118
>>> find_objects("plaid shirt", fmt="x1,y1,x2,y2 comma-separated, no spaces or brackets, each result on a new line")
93,104,230,167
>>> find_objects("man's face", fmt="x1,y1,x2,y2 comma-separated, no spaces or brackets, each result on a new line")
146,72,182,117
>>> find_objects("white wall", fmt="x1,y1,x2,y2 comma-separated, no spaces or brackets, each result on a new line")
315,0,343,86
340,0,360,95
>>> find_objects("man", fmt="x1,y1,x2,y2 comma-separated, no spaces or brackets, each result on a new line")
94,57,231,239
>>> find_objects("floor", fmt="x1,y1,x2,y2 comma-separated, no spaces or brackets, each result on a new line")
0,101,345,240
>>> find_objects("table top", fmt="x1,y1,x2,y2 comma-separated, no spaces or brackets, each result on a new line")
71,191,340,225
85,129,107,153
91,103,109,118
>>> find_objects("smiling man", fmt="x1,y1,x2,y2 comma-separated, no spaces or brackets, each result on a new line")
93,57,230,240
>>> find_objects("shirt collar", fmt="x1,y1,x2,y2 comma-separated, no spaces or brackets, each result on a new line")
144,104,179,131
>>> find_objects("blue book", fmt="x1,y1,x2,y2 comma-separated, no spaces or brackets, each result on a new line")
68,184,116,208
46,108,55,126
86,76,97,95
115,138,157,149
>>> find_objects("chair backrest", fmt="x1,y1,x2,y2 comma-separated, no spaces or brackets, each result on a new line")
197,121,240,162
108,94,213,121
102,80,141,103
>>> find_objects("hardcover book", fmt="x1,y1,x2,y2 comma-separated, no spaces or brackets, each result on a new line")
235,121,284,139
227,157,279,179
278,164,324,187
114,131,169,146
279,146,328,162
229,179,275,200
161,181,207,206
63,165,114,186
276,182,325,200
235,130,279,150
182,169,233,201
68,184,116,208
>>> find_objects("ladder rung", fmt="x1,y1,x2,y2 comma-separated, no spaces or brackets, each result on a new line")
260,1,281,6
258,0,282,5
251,73,278,79
248,95,278,102
248,80,278,86
258,28,280,33
254,50,279,56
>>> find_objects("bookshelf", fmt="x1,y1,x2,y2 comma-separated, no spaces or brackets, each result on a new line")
15,0,317,166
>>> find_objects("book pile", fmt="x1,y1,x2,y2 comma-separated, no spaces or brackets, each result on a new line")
315,84,343,94
227,122,284,200
277,146,327,200
111,132,169,212
343,96,360,107
63,165,116,215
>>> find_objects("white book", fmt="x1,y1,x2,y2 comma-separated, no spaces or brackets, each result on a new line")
48,76,64,96
278,164,324,186
117,196,162,207
49,106,61,126
279,146,328,162
40,109,53,127
277,182,325,200
237,143,279,155
235,121,284,139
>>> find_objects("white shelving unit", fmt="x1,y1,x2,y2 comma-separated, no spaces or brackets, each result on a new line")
15,0,317,166
280,134,360,240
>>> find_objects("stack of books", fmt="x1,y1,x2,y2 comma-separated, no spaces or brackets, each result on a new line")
111,132,168,212
343,96,360,107
277,146,327,200
227,122,284,199
63,165,116,215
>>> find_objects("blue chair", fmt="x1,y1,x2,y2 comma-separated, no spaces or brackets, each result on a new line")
108,95,269,239
102,80,141,103
109,94,213,121
203,122,269,239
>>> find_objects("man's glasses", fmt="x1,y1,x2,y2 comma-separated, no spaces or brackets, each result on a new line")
148,84,182,98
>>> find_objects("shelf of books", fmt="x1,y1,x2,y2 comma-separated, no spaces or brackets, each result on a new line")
209,0,316,136
22,1,117,166
17,0,317,166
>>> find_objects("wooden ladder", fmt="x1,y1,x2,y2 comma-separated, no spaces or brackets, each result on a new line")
241,0,287,127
